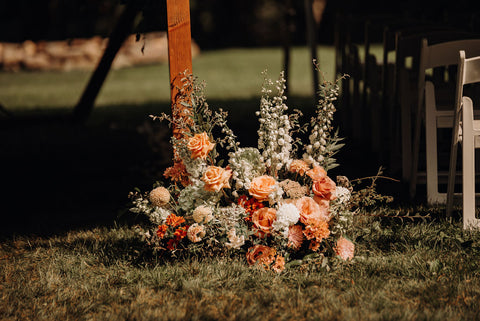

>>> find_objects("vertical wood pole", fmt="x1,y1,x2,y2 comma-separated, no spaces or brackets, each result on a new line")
166,0,193,139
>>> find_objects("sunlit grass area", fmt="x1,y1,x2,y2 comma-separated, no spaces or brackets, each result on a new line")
1,216,480,320
0,46,336,111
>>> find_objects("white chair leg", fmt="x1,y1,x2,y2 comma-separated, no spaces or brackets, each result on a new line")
462,97,480,229
425,82,443,204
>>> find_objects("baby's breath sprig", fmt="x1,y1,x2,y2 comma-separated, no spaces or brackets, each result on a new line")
213,108,239,152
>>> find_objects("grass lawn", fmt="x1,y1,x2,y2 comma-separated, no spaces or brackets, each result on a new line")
1,216,480,320
2,45,477,320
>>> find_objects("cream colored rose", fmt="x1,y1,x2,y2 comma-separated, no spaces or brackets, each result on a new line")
202,166,232,192
192,205,213,223
248,175,276,201
187,223,206,243
149,186,170,207
187,132,215,160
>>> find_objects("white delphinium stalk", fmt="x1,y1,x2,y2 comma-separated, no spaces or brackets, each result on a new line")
303,73,345,170
257,71,293,176
228,147,265,191
272,203,300,238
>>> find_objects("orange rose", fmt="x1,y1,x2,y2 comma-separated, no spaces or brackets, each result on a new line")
246,245,276,268
187,132,215,160
202,166,232,192
295,196,328,224
249,175,276,201
312,176,337,201
306,165,327,181
251,207,276,237
290,159,310,176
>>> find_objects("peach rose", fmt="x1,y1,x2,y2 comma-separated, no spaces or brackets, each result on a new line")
202,166,232,192
252,207,276,237
187,132,215,160
335,237,355,261
312,176,337,201
249,175,277,201
306,165,327,181
246,245,276,268
313,197,331,221
295,196,329,224
290,159,310,176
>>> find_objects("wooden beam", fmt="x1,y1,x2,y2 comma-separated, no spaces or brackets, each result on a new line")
166,0,193,139
72,1,140,124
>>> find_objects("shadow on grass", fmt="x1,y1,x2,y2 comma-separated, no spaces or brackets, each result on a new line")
0,96,406,238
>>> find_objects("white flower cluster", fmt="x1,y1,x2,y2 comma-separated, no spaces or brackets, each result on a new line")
303,80,341,168
268,182,284,206
149,207,172,225
335,186,351,204
177,178,221,212
272,203,300,237
225,228,245,249
214,204,247,229
257,71,293,174
129,195,170,225
228,147,265,191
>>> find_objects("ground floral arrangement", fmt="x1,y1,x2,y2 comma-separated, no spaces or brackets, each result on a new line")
130,70,385,273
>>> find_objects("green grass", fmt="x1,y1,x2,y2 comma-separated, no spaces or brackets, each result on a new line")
1,216,480,320
0,46,335,111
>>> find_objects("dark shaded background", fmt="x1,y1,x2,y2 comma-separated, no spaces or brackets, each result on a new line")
2,0,479,48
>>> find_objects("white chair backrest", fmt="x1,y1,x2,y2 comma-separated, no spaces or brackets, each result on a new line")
418,38,480,98
460,51,480,85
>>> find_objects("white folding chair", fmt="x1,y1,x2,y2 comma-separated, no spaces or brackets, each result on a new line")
410,38,480,204
446,51,480,229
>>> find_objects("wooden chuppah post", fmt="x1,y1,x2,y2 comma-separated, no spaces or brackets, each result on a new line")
166,0,193,140
163,0,194,186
